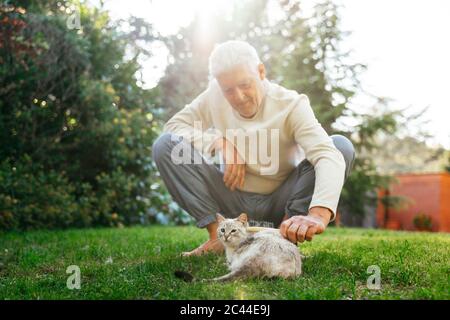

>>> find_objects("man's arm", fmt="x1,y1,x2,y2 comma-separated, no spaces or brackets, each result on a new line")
211,137,246,191
163,88,245,191
280,94,346,243
289,94,346,220
163,88,222,158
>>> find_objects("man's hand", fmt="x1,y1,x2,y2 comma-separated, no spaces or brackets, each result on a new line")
280,206,333,243
213,137,245,191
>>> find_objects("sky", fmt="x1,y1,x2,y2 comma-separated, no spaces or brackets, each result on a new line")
96,0,450,149
339,0,450,149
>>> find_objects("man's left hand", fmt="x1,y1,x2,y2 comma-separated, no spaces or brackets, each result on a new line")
280,207,333,243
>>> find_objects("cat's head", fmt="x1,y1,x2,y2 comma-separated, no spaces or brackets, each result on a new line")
216,213,248,247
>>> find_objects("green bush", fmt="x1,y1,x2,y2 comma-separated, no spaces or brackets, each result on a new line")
413,212,433,231
0,155,80,230
0,147,191,231
0,1,191,230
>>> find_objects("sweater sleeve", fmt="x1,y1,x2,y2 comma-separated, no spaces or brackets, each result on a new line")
163,88,223,158
287,94,346,221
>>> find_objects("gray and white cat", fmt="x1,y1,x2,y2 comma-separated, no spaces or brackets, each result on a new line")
176,213,302,282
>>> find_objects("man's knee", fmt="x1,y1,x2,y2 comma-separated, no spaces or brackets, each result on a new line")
330,134,356,174
152,132,178,164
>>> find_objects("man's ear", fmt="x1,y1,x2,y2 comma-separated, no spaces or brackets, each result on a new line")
258,63,266,80
216,213,225,223
236,213,248,224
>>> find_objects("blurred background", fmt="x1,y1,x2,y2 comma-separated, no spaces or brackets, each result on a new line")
1,0,449,232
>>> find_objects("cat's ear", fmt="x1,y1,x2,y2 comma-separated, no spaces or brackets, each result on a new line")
237,213,248,224
216,213,225,223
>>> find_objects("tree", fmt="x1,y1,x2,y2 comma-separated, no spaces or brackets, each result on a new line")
0,0,187,230
445,152,450,173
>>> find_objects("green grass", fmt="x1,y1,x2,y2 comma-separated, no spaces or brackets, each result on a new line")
0,226,449,299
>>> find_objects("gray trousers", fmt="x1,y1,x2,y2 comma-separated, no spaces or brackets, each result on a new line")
152,132,355,228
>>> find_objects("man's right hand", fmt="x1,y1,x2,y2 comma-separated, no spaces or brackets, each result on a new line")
213,137,245,191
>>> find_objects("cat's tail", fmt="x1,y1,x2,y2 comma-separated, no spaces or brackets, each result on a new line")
174,268,247,283
174,270,196,282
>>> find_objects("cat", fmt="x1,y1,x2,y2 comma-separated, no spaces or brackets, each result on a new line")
175,213,302,282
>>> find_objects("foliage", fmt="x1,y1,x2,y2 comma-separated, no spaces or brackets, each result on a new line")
0,155,82,230
366,135,449,175
0,0,190,230
445,152,450,173
413,212,433,231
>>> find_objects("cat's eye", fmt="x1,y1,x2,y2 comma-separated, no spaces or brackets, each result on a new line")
220,228,225,233
231,229,236,233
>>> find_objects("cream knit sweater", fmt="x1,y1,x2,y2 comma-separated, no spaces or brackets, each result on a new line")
163,79,346,219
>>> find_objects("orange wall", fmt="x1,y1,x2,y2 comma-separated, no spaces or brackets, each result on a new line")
377,173,450,232
440,174,450,232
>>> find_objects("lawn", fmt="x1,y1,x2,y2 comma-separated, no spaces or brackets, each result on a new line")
0,226,449,300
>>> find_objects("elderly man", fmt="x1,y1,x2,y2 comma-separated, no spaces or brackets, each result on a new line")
152,40,355,256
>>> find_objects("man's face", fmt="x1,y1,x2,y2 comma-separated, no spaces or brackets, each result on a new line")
216,63,266,119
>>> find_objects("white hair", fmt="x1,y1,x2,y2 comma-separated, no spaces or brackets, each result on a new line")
208,40,261,78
